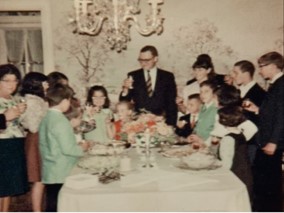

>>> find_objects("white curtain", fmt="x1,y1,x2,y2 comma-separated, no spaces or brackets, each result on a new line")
5,30,25,75
27,29,43,72
0,29,8,64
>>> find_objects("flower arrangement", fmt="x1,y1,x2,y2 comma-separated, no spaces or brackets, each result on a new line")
120,112,177,145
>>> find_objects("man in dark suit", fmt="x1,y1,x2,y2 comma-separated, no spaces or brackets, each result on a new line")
119,45,177,126
245,52,284,211
232,60,266,164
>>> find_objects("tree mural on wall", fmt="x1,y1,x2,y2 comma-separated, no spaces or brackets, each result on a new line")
54,15,112,101
55,33,111,86
273,25,284,54
166,19,238,87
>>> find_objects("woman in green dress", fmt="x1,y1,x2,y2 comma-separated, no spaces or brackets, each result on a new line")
83,85,113,143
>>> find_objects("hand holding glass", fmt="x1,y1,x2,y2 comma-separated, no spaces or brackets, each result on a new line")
123,76,133,89
242,99,259,114
242,99,251,108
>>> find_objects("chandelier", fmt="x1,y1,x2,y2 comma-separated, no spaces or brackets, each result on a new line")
70,0,164,52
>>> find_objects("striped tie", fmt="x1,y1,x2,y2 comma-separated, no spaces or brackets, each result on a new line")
146,70,153,97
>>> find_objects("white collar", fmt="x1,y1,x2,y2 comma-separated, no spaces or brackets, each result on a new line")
239,80,256,98
227,128,242,134
269,72,283,84
144,67,157,73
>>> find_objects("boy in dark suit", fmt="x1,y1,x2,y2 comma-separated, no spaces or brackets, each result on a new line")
119,45,177,126
232,60,266,164
244,52,284,212
175,93,201,138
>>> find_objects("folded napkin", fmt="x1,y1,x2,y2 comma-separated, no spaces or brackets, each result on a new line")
158,173,218,191
64,174,99,190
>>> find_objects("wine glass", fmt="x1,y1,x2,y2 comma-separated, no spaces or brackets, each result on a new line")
210,136,221,157
192,143,200,151
128,75,134,89
242,98,252,108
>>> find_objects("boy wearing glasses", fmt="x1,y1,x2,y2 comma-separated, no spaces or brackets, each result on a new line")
244,51,284,211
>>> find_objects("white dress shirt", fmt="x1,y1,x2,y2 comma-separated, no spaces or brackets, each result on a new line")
239,81,256,98
144,67,157,91
219,129,242,169
205,115,258,146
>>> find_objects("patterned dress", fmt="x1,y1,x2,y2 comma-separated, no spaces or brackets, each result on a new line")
0,96,28,197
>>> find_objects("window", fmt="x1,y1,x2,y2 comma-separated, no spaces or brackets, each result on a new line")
0,11,43,75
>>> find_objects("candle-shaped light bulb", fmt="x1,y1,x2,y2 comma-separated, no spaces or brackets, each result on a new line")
144,128,150,150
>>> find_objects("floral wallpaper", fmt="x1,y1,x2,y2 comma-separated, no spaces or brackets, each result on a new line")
48,0,283,103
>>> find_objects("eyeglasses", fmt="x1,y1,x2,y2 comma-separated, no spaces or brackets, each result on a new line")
92,96,106,100
137,57,154,62
259,63,270,68
0,79,19,84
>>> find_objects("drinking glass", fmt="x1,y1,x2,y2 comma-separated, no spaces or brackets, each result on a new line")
242,98,251,108
192,143,200,151
128,75,134,89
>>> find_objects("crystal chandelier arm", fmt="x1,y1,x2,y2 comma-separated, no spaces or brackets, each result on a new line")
72,0,165,52
80,16,107,35
123,0,164,36
74,0,107,35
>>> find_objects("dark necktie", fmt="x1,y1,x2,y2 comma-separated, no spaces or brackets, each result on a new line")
146,70,153,97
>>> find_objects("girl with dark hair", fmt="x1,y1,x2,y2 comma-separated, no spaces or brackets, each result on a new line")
214,84,242,108
177,54,225,114
19,72,49,212
83,85,113,143
0,64,28,212
218,106,253,203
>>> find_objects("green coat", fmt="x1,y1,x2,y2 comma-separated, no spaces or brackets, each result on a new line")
194,104,218,141
39,109,84,184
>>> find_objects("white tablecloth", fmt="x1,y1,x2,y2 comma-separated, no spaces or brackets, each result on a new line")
58,148,251,212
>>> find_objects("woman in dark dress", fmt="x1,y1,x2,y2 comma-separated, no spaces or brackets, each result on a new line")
177,54,227,114
218,106,253,203
0,64,28,212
